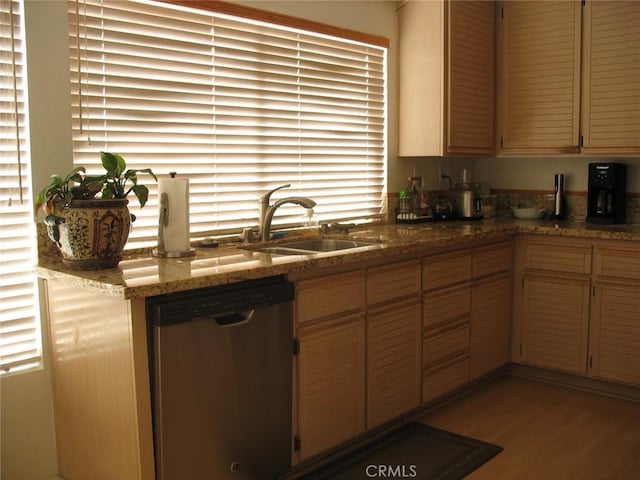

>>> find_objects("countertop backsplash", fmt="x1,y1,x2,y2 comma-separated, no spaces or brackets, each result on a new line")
494,190,640,224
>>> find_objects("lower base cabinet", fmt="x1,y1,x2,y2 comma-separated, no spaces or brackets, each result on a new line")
470,273,511,380
367,299,422,429
521,274,590,375
422,355,470,404
590,281,640,385
515,236,640,388
296,314,366,461
294,240,515,463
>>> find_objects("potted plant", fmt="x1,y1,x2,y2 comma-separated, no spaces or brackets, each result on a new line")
37,152,157,270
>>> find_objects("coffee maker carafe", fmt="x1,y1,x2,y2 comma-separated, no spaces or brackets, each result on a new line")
586,163,626,224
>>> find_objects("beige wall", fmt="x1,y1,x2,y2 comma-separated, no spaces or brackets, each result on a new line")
476,156,640,193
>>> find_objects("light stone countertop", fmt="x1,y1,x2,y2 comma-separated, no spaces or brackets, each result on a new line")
34,218,640,300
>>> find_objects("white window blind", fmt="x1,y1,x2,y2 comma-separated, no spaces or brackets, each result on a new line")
69,0,387,246
0,0,42,375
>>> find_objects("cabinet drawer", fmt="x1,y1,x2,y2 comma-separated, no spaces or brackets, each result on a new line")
525,240,591,274
423,251,471,291
423,321,470,367
367,260,421,305
423,284,470,329
473,241,512,279
422,355,469,404
296,270,364,323
593,246,640,280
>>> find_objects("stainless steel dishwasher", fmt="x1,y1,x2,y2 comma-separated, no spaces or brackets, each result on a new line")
146,275,295,480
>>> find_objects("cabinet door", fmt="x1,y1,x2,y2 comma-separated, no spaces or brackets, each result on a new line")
499,0,581,154
367,299,422,429
470,273,511,380
447,0,495,155
581,1,640,154
590,281,640,386
398,0,445,156
398,0,495,156
521,273,590,374
296,315,365,460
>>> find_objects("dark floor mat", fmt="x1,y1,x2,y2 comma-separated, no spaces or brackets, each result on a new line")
300,422,503,480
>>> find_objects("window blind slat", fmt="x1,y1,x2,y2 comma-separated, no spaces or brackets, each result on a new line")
69,0,386,244
0,0,42,376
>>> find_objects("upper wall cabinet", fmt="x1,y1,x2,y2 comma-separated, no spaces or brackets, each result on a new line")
581,1,640,154
398,0,495,157
497,0,640,156
498,1,582,155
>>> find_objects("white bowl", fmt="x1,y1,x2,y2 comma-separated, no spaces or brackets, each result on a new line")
512,206,545,219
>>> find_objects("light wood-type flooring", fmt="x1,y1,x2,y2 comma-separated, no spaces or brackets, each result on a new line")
418,375,640,480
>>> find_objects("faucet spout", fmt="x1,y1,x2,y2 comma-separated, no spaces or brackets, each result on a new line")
258,185,316,241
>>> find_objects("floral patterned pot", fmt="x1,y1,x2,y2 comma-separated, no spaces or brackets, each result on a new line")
45,199,133,270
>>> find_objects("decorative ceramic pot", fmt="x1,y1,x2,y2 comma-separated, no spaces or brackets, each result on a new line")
45,199,133,270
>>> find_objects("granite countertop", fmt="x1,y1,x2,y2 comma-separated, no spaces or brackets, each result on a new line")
34,218,640,300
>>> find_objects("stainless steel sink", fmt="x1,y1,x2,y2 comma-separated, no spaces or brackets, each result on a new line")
252,246,315,256
248,238,381,256
280,238,377,252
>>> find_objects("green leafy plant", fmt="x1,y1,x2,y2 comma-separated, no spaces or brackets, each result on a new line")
99,151,157,208
35,167,102,214
35,152,157,213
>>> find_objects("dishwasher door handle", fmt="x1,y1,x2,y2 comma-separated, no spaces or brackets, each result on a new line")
214,309,255,327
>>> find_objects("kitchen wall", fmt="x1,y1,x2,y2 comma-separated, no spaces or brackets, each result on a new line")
476,156,640,194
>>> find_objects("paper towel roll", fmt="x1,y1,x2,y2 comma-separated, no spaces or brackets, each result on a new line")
158,176,190,253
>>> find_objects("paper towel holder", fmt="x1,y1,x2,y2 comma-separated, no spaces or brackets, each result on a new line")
152,173,195,258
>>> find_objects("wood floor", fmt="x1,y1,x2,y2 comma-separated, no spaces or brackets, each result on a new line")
417,375,640,480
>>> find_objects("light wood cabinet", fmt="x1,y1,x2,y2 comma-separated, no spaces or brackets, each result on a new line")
294,260,423,461
498,0,581,154
589,243,640,385
515,236,640,386
367,260,422,307
515,236,592,374
296,314,366,461
422,251,472,402
366,261,422,429
581,1,640,154
296,270,364,324
294,270,366,461
471,273,511,380
498,0,640,155
398,0,495,156
470,241,513,380
421,241,514,401
367,299,422,429
46,282,154,480
590,281,640,385
521,273,591,374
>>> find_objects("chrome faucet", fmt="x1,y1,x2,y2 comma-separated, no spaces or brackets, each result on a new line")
258,184,317,242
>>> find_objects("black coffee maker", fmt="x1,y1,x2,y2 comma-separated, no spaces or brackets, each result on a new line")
586,163,626,224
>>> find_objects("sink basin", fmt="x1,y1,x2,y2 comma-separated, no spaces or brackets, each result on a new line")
279,238,377,252
249,238,381,256
252,246,315,256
